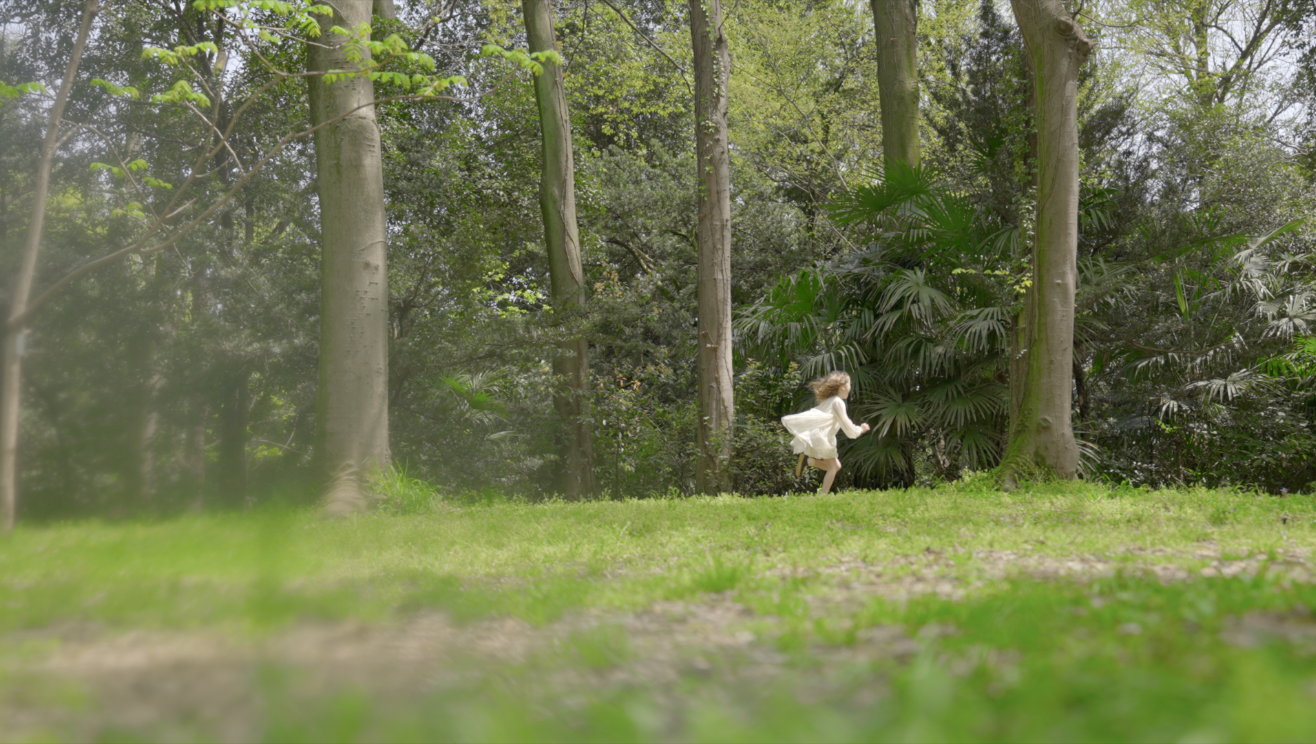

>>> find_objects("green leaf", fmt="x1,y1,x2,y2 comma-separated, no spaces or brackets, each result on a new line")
0,80,45,100
1173,268,1189,319
90,78,141,99
151,80,212,108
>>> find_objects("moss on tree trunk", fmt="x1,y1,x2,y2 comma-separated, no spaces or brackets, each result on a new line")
870,0,920,169
523,0,595,497
1003,0,1090,481
689,0,735,495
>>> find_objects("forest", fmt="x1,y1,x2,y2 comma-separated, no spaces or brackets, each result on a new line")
2,0,1316,523
4,2,1316,739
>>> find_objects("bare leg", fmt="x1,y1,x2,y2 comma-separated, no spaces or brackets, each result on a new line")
809,457,842,495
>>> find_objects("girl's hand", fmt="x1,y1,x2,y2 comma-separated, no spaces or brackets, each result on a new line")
861,423,871,434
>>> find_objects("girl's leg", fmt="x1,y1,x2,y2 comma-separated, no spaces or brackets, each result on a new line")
810,458,843,495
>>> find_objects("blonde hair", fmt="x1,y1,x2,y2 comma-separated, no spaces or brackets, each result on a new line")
810,371,851,402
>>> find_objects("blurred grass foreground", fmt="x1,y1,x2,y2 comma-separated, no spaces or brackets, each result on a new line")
2,481,1316,742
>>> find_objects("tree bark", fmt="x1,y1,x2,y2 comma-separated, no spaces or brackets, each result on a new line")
523,0,595,497
184,404,208,509
870,0,920,169
123,333,160,509
1,0,97,536
373,0,396,19
689,0,735,494
308,0,391,511
217,370,249,506
1002,0,1090,481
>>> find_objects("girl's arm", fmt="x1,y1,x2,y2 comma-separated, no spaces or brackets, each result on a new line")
834,398,868,438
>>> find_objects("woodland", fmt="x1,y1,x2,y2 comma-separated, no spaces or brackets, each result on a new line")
2,0,1316,524
4,3,1316,739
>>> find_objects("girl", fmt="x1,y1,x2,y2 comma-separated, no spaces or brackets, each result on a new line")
781,371,870,495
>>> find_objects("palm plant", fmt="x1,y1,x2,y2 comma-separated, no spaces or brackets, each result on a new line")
738,164,1018,482
1083,217,1316,489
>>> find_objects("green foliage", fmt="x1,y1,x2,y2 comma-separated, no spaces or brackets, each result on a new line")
5,0,1315,514
371,466,444,515
741,162,1015,481
480,43,564,77
0,80,45,99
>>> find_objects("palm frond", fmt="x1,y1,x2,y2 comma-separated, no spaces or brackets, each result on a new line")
827,161,937,225
868,392,921,437
878,268,956,324
946,423,1002,471
949,306,1010,354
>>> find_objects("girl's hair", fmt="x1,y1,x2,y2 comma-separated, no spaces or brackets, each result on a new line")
810,371,851,402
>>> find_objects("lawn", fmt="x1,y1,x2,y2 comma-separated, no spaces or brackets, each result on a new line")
2,480,1315,742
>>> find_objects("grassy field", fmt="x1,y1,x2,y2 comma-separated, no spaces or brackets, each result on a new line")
2,480,1315,742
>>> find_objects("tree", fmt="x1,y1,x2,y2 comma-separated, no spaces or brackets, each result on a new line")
1002,0,1091,480
871,0,920,168
1101,0,1296,114
522,0,594,496
307,0,393,511
689,0,735,494
1,0,98,535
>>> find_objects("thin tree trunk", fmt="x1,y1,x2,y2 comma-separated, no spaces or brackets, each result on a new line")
1002,0,1090,481
870,0,920,169
123,334,159,509
523,0,594,497
184,405,208,509
689,0,734,494
1,0,97,536
217,370,249,506
308,0,391,512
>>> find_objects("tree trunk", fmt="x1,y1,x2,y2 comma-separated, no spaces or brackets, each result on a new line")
308,0,391,512
217,370,249,506
1,0,97,536
373,0,396,19
689,0,734,494
523,0,595,497
870,0,920,169
184,405,208,509
122,334,159,509
1002,0,1090,481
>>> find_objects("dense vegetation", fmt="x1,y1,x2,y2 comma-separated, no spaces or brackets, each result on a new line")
1,0,1315,518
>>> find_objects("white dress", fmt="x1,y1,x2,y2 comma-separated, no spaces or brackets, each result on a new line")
781,396,865,460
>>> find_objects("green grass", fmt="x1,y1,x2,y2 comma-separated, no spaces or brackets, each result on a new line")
2,481,1315,742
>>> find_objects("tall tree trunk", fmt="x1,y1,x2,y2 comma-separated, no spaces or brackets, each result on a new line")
308,0,391,512
184,404,208,509
122,333,159,509
870,0,920,169
1002,0,1090,481
217,370,249,506
523,0,594,497
689,0,734,494
373,0,396,18
1,0,97,536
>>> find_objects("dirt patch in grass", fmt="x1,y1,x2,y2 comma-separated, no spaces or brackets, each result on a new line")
4,546,1315,742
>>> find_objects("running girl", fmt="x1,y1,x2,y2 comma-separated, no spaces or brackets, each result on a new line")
781,371,870,495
